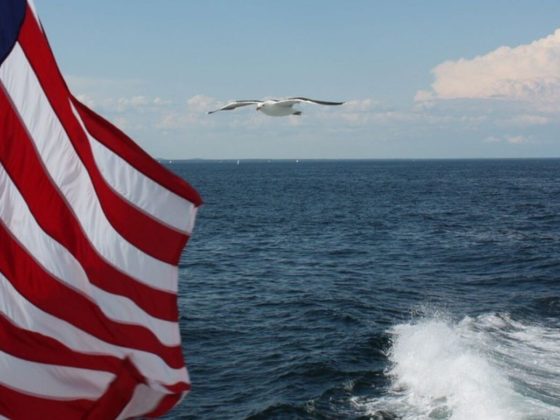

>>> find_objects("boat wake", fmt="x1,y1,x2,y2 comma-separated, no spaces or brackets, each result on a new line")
355,312,560,419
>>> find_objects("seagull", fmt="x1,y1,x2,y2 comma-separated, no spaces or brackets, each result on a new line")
208,97,344,117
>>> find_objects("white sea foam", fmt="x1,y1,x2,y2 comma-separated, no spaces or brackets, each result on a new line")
356,312,560,419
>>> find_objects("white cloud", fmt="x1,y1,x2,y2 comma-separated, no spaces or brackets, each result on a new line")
484,135,502,143
506,135,530,144
332,99,486,127
75,94,96,108
501,114,550,127
342,98,379,112
484,134,530,145
414,90,435,103
115,96,150,111
156,95,221,129
87,96,172,118
418,28,560,107
66,75,173,115
321,98,403,125
112,95,172,112
186,94,219,113
153,97,171,106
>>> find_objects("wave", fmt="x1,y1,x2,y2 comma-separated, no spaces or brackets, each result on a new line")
356,312,560,420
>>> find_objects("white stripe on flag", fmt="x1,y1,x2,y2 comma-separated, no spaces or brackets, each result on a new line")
83,128,197,234
116,384,165,420
0,43,178,293
0,350,114,400
0,163,180,346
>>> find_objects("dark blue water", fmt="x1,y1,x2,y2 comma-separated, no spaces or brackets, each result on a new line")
167,159,560,419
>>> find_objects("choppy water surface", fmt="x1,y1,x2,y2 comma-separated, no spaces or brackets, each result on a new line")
167,159,560,419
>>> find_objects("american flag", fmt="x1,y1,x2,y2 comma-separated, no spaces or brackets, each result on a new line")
0,0,202,417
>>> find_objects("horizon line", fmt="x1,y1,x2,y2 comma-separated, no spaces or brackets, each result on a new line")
158,156,560,162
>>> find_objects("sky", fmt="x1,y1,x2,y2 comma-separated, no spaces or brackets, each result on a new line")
35,1,560,159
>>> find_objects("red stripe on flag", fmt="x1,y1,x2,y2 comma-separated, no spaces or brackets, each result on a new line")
85,358,145,420
0,225,185,369
0,85,179,321
17,8,192,265
164,381,193,393
0,313,121,372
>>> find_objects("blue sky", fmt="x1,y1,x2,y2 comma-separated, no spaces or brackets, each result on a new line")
36,1,560,159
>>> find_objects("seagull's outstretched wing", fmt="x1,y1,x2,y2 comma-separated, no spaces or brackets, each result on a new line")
208,100,262,114
287,97,345,106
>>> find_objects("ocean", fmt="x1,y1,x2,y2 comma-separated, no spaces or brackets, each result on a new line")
166,159,560,419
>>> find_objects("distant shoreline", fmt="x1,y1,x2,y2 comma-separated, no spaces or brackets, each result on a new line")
159,157,560,163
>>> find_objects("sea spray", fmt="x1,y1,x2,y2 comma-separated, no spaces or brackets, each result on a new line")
465,313,560,413
387,316,518,419
360,313,560,419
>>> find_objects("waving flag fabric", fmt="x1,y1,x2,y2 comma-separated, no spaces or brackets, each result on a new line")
0,0,202,418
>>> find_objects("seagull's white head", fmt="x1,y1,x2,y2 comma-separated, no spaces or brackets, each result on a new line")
256,103,264,111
